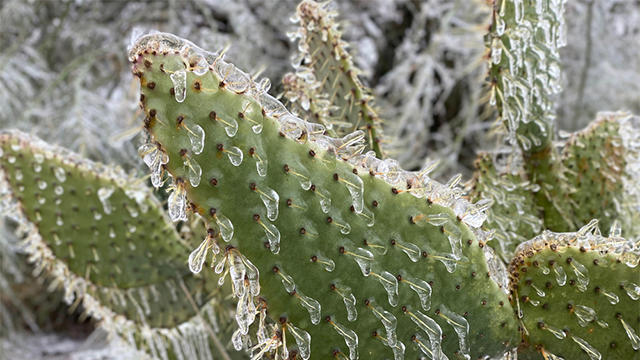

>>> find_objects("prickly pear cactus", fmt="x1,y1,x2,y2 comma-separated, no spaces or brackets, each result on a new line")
509,220,640,360
284,0,385,158
130,32,519,360
0,131,243,360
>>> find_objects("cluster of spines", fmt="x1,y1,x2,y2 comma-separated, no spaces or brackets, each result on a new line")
285,0,386,158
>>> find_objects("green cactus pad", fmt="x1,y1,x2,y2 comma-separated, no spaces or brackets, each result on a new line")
285,0,385,158
486,0,566,153
0,131,245,359
130,32,519,360
509,221,640,360
469,152,541,260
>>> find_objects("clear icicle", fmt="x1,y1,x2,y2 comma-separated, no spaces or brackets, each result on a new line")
439,305,470,360
138,143,168,188
622,281,640,300
184,155,202,187
406,309,443,356
599,288,619,305
434,253,459,273
278,268,296,293
571,336,601,360
287,322,311,360
296,291,321,325
97,186,115,215
348,247,374,276
443,223,462,259
403,276,432,311
341,172,364,213
313,253,335,272
544,324,566,339
185,122,205,155
216,214,234,242
331,320,359,360
229,251,247,297
574,305,596,327
370,303,398,347
223,118,239,137
395,239,421,262
256,158,268,177
372,268,399,307
260,219,280,254
259,187,280,221
226,146,243,166
620,317,640,350
243,257,260,296
54,167,66,183
188,237,210,274
552,264,567,286
569,259,589,291
170,69,187,102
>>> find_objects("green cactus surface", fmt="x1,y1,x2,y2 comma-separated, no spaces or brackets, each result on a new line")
0,131,246,360
285,0,385,158
130,32,520,360
509,221,640,360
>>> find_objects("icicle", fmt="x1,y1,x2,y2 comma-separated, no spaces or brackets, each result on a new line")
393,239,421,262
368,301,398,347
55,167,68,183
333,283,357,322
228,250,247,297
258,187,280,221
97,186,115,215
401,275,432,311
295,291,321,325
574,305,596,327
184,122,205,155
329,319,359,360
168,184,188,221
622,281,640,300
343,246,374,276
287,322,311,360
226,146,243,166
371,267,398,307
170,69,187,102
405,309,443,355
569,259,589,291
312,252,335,272
571,335,601,360
183,154,202,187
216,214,234,242
439,306,470,360
138,143,168,187
258,218,280,254
620,317,640,350
552,263,567,286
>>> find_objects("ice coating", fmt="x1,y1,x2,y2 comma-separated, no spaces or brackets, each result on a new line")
438,305,470,360
330,319,359,360
368,301,398,347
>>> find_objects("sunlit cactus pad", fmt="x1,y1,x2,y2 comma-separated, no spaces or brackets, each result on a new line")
130,32,519,360
0,131,240,359
509,221,640,360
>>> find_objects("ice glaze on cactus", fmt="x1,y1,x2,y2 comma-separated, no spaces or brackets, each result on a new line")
486,0,567,153
130,32,519,360
0,131,244,360
509,220,640,360
284,0,385,158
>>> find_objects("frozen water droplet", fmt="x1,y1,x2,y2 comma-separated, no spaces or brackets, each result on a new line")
357,205,375,227
600,288,619,305
259,187,279,221
395,239,421,262
255,158,268,177
609,220,622,238
313,253,335,272
279,114,307,143
277,268,296,293
258,92,288,117
168,187,187,221
186,123,205,155
370,302,398,347
109,225,116,239
297,291,321,325
553,264,566,286
229,251,247,297
243,257,260,296
56,214,64,226
216,214,234,242
439,305,470,360
331,321,358,360
347,247,374,276
138,143,168,188
320,197,331,213
260,219,280,254
434,253,459,273
232,329,243,351
259,78,271,92
380,337,405,360
287,322,311,360
193,57,208,75
620,317,640,350
416,213,451,227
334,284,358,322
443,223,462,259
125,222,136,233
13,169,23,181
32,163,41,173
125,204,139,218
54,185,64,196
364,237,387,255
223,118,238,137
403,276,432,311
32,152,44,164
569,259,589,291
183,155,202,187
227,146,243,166
340,221,351,235
574,305,596,327
571,335,601,360
406,309,442,351
236,289,256,335
215,61,250,93
93,209,102,221
170,69,187,102
37,179,47,190
188,237,210,274
53,167,67,183
622,281,640,300
340,172,364,213
545,324,566,339
372,268,398,307
491,38,503,64
252,123,263,134
97,186,115,215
